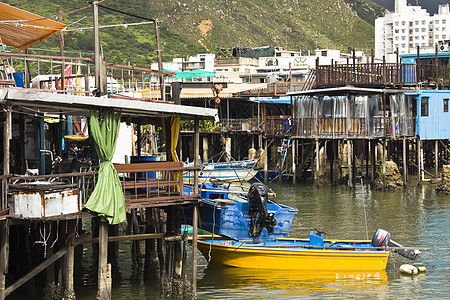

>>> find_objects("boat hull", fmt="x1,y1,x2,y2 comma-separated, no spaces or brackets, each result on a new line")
184,169,258,182
198,239,389,271
182,200,297,243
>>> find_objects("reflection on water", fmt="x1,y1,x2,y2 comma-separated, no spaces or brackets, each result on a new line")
195,183,450,299
197,266,388,299
66,183,450,299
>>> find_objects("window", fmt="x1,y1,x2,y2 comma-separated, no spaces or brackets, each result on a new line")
422,20,426,25
443,19,447,25
402,21,406,26
436,20,439,24
415,21,419,25
421,97,429,117
445,99,449,113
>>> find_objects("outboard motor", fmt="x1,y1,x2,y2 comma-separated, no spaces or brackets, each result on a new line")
247,183,277,237
371,229,419,260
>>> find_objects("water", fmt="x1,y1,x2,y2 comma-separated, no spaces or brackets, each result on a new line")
78,183,449,299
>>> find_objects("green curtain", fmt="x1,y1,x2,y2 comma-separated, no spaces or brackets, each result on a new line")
85,110,126,224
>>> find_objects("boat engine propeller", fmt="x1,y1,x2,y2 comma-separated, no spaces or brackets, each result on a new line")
247,183,277,237
371,228,419,260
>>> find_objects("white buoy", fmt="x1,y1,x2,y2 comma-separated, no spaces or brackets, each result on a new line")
417,266,427,273
400,264,419,274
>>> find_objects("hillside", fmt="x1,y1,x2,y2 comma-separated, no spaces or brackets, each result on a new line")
3,0,385,67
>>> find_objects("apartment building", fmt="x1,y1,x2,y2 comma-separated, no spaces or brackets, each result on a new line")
375,0,450,62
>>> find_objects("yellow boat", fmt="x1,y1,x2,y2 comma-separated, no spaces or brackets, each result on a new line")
198,234,390,271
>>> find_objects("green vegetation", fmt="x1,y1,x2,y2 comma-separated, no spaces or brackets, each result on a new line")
3,0,385,68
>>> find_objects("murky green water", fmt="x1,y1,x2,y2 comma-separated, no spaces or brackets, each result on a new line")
75,183,449,299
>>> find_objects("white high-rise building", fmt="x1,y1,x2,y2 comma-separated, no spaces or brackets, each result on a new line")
375,0,450,62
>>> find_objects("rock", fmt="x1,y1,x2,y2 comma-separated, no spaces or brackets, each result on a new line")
374,160,403,189
436,164,450,194
400,264,419,275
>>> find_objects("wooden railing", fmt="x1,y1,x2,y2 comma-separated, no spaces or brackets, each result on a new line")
114,161,198,209
264,116,292,136
1,162,200,216
236,82,305,97
316,62,450,87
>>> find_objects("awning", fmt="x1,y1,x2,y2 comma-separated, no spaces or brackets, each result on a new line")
180,83,267,98
249,96,291,104
0,3,67,51
175,69,215,80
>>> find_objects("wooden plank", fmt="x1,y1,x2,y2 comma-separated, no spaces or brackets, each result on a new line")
5,246,66,297
114,161,183,173
125,195,196,204
121,180,177,190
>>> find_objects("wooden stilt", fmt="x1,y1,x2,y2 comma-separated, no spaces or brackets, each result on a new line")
131,209,142,265
0,220,9,300
292,139,296,184
98,220,111,300
315,138,319,186
435,140,439,179
192,117,200,293
382,139,386,189
264,139,268,183
64,220,76,296
417,138,422,186
347,139,353,187
365,140,369,180
403,137,407,186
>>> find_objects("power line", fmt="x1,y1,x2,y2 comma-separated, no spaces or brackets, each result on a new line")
65,21,155,32
97,4,155,22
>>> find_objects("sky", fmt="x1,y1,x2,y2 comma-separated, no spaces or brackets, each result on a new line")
372,0,448,14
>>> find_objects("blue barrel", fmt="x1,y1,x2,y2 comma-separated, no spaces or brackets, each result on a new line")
130,155,156,179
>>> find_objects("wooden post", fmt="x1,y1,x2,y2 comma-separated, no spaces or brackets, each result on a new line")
192,118,200,293
98,220,111,300
64,220,76,296
3,104,11,176
264,139,268,183
93,1,101,94
370,140,376,187
382,139,386,189
59,10,65,91
292,139,296,184
435,44,439,85
347,139,353,187
416,46,421,83
0,220,9,300
403,137,407,186
155,19,165,101
315,138,319,186
417,138,422,186
435,140,439,179
202,137,209,163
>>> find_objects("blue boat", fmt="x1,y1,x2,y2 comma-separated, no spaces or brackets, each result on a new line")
183,159,259,182
181,182,298,243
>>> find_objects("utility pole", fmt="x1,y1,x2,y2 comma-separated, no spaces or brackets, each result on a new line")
93,1,101,95
59,10,65,91
155,19,165,100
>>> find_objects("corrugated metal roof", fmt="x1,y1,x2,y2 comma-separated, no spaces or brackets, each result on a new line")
0,3,66,50
2,89,219,121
